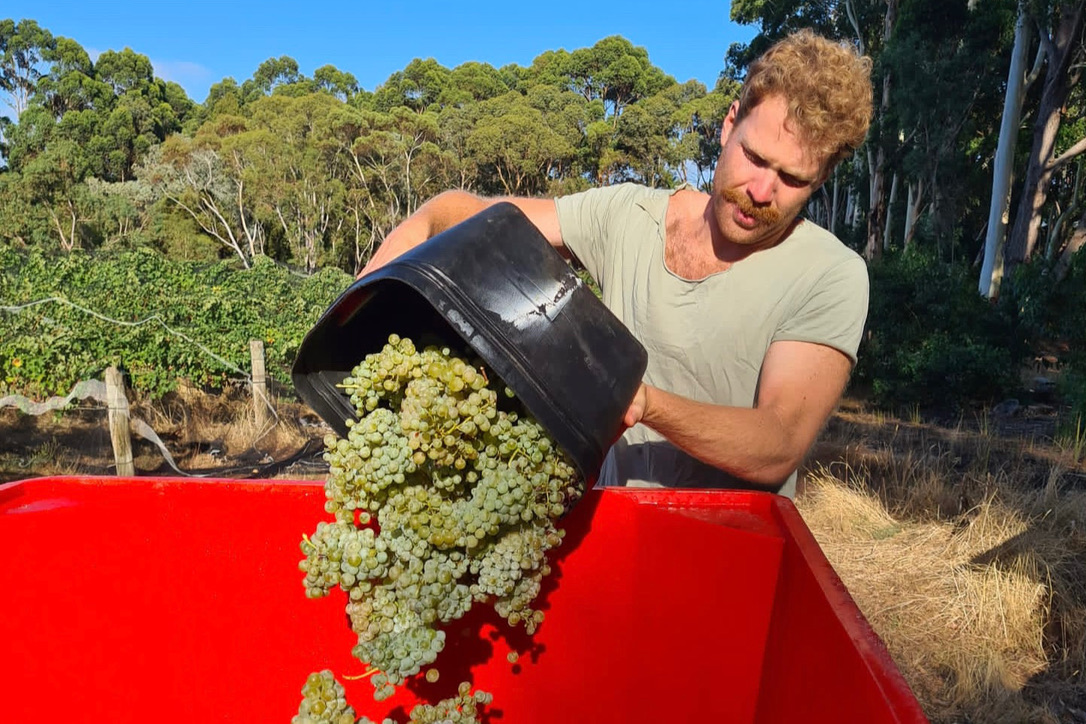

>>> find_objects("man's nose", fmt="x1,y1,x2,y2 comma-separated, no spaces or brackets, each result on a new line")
747,169,775,205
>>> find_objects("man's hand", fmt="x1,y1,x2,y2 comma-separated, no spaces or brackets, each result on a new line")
623,383,648,427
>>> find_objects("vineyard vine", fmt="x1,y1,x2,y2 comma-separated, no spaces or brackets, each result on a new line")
0,247,352,399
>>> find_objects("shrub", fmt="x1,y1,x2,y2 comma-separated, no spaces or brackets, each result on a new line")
855,250,1026,411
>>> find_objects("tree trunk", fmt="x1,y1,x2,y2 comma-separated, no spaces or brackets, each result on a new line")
866,148,888,260
864,0,899,261
883,173,899,251
830,170,840,236
1005,2,1085,272
904,178,925,249
1055,208,1086,281
979,2,1032,298
1046,160,1084,260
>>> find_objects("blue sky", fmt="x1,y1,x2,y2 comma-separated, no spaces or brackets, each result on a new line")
6,1,756,104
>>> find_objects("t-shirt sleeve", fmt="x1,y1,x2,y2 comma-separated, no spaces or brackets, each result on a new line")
772,255,870,365
554,183,646,287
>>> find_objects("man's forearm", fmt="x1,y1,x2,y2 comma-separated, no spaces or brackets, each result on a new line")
360,191,489,276
639,385,801,488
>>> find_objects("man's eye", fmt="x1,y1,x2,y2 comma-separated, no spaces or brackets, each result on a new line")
743,148,765,167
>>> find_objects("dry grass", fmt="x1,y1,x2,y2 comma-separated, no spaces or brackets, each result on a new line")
799,400,1086,724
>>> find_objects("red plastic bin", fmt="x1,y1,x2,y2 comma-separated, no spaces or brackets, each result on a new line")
0,476,928,723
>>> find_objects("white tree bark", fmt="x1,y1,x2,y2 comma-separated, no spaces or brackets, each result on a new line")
979,2,1032,298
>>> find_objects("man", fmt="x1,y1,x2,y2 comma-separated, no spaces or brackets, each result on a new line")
360,30,874,497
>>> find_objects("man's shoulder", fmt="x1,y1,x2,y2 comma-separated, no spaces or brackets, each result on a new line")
561,182,694,206
669,185,711,206
557,183,677,227
787,220,865,265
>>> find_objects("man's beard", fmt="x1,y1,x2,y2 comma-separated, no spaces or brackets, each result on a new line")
721,186,781,226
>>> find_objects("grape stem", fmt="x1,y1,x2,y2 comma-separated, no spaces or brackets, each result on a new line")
343,667,381,680
508,446,528,466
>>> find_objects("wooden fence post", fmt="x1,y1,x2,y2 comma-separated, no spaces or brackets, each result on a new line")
250,339,271,430
105,366,135,476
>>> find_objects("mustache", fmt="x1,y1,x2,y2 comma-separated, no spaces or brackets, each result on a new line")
722,187,781,224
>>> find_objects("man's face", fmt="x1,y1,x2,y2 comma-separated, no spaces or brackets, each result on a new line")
711,95,827,248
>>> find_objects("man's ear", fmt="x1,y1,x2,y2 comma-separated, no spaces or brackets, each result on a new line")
720,100,740,145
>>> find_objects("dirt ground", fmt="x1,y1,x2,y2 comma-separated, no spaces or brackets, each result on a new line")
1,382,1069,486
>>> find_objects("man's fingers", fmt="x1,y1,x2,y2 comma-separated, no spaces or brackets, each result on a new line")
623,384,648,427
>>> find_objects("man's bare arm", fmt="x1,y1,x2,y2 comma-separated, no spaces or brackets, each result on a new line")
358,191,564,278
624,340,852,488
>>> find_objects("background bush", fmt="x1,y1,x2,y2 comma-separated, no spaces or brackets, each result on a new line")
855,251,1027,411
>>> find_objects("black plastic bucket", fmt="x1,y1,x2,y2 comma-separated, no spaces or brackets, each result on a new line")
292,202,648,481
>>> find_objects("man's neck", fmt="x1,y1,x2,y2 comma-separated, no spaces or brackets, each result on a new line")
664,190,798,279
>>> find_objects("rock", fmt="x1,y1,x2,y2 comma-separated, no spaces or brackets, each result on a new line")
1032,376,1057,394
991,398,1021,417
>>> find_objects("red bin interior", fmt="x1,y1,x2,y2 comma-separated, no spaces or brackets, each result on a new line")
0,476,928,723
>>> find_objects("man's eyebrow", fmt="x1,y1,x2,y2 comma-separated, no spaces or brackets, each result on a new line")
742,142,816,184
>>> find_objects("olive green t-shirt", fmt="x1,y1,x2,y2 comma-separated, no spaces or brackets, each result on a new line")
554,183,869,497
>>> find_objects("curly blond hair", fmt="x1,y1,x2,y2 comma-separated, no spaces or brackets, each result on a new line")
737,29,873,170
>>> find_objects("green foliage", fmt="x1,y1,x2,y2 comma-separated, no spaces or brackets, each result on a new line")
856,251,1026,410
1011,245,1086,434
0,248,351,399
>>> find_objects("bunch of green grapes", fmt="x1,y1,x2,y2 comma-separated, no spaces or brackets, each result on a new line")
299,334,582,705
292,671,491,724
292,670,359,724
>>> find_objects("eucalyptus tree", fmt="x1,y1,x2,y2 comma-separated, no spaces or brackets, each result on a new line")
19,138,94,251
1005,0,1086,271
0,169,47,244
33,37,109,118
437,61,512,107
139,129,266,268
566,36,674,121
244,92,346,272
524,36,674,125
8,40,191,182
609,80,709,187
979,0,1045,297
371,58,451,112
313,64,359,102
324,103,451,269
243,56,302,99
91,48,193,181
437,101,484,190
882,0,1011,258
523,83,593,184
0,18,55,118
466,90,579,196
674,76,739,192
1,34,193,250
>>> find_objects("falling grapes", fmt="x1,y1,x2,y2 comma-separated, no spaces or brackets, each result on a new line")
295,334,583,722
292,670,487,724
292,670,359,724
